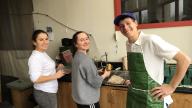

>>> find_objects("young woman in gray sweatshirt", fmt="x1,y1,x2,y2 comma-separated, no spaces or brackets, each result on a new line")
71,31,111,108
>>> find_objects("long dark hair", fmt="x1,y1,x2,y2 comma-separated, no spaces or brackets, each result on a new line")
72,31,89,57
32,29,48,49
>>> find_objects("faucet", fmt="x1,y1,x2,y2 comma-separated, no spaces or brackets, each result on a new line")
104,52,108,62
100,52,108,68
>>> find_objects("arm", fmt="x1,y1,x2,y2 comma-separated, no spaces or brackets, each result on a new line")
35,64,69,83
169,51,191,89
101,69,111,79
80,60,111,88
151,51,191,100
34,70,65,83
56,63,71,74
101,64,112,79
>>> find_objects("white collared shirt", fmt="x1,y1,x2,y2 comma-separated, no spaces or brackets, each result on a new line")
126,31,179,84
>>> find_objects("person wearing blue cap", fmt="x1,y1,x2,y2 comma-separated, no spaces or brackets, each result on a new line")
114,12,191,108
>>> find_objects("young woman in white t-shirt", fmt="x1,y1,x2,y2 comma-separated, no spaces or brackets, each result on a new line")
28,30,65,108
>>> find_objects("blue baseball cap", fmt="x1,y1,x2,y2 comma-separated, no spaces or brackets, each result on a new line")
114,12,136,26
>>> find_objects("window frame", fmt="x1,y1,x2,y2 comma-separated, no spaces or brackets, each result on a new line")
114,0,192,29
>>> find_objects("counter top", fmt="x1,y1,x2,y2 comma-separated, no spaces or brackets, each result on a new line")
175,87,192,94
104,84,192,93
102,83,192,94
58,70,192,94
102,83,128,88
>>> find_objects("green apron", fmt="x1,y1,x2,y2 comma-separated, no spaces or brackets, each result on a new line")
127,52,163,108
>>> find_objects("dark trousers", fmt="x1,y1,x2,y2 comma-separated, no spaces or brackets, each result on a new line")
76,102,100,108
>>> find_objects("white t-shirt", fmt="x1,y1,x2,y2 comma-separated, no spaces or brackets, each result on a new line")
28,50,58,93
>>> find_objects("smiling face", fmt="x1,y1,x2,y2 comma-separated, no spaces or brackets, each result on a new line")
33,33,49,52
119,18,139,43
75,32,90,53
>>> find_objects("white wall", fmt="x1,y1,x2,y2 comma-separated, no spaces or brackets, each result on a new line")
142,26,192,62
32,0,116,61
33,0,192,62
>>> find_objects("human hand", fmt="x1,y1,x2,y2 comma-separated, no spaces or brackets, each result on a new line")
151,84,175,100
55,70,65,79
63,68,71,74
57,64,71,74
57,64,64,69
123,80,131,85
98,68,103,72
102,69,111,78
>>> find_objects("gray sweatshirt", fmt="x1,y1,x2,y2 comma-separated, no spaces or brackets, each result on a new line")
72,51,104,105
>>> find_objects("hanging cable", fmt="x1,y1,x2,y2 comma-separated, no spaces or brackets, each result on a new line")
6,12,92,36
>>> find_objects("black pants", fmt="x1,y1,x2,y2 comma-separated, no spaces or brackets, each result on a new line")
76,102,100,108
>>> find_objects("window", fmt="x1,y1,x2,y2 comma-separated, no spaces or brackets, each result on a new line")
0,0,33,50
114,0,192,29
